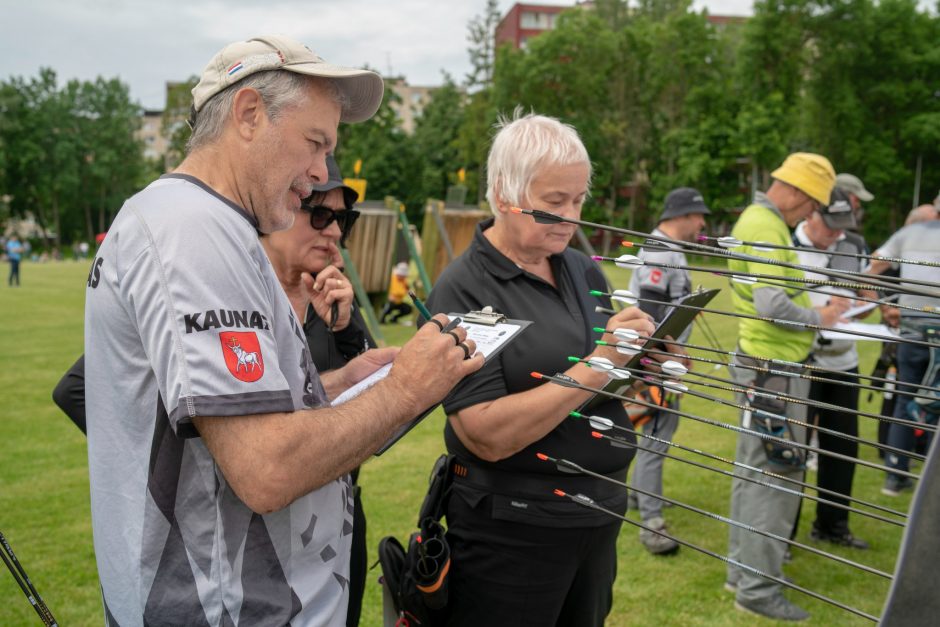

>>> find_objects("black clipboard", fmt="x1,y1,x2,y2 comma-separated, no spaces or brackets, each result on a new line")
369,312,531,455
582,288,720,411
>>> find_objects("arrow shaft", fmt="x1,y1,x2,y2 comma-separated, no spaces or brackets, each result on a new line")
552,487,879,622
576,418,906,521
537,372,919,480
598,289,937,349
594,326,940,395
630,341,940,408
698,234,940,269
627,361,928,462
545,453,893,579
517,206,940,297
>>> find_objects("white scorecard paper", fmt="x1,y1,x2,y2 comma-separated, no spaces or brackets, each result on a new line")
331,313,531,455
843,301,878,319
332,363,392,406
331,316,526,407
820,321,900,342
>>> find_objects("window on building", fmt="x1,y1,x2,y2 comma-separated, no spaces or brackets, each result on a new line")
520,11,555,30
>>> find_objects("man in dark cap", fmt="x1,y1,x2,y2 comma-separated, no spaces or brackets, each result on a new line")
626,187,707,554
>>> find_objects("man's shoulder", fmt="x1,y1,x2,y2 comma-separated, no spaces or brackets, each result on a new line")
734,204,787,240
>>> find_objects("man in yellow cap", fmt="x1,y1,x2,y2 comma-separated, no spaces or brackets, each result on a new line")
725,153,849,621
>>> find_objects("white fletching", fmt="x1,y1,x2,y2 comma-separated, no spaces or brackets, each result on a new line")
716,236,742,249
587,415,614,431
615,342,643,356
611,289,639,305
586,357,615,372
608,368,631,380
614,254,643,268
662,380,688,394
612,328,641,342
661,360,688,377
731,274,757,285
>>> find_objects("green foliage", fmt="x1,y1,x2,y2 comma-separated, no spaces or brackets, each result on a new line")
335,79,425,221
162,77,198,170
0,69,147,245
410,74,466,204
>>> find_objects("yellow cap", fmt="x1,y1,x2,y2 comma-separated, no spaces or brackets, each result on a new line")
771,153,836,205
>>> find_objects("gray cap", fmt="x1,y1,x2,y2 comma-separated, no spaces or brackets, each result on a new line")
819,188,857,230
311,155,358,207
192,35,384,123
659,187,711,222
835,173,874,202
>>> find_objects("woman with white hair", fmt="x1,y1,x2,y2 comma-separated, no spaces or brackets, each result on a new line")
426,112,658,626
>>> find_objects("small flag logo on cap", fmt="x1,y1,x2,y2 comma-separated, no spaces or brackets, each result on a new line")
227,62,244,76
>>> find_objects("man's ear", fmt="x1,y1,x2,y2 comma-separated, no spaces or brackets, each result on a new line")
231,87,265,140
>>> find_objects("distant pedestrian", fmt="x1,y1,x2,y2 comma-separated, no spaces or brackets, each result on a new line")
6,235,23,286
379,262,413,324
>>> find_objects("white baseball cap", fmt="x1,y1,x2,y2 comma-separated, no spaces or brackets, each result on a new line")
191,34,384,123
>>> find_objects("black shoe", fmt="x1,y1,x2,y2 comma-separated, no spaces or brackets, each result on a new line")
810,527,870,550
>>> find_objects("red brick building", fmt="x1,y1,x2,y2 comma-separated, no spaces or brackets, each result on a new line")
495,2,745,50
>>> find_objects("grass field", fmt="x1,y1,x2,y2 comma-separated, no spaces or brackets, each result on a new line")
0,260,915,626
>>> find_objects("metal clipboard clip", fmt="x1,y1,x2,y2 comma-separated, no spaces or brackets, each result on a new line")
462,306,507,326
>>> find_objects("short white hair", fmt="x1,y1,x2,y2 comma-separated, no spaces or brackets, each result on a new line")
486,108,591,213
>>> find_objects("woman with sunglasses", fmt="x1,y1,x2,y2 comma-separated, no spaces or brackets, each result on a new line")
262,154,367,372
261,154,373,627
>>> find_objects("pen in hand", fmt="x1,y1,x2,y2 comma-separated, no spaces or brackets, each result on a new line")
409,290,433,321
441,317,462,333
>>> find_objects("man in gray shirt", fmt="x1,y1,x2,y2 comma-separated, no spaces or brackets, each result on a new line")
627,187,706,555
84,35,482,626
868,217,940,497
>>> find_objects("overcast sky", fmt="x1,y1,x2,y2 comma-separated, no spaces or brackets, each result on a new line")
0,0,815,109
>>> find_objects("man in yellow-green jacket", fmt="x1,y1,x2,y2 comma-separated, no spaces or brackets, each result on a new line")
725,153,850,622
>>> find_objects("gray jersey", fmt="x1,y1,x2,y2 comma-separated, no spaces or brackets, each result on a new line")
84,174,352,627
874,221,940,319
628,228,693,342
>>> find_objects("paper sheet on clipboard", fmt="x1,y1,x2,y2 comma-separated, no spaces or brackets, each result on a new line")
331,312,531,455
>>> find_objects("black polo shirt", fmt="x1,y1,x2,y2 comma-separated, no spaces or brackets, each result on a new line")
427,218,635,484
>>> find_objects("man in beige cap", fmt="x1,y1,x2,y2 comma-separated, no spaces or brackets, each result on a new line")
835,173,874,236
725,153,849,622
84,35,482,626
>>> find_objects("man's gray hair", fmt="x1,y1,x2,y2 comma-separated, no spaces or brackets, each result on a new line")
486,108,591,214
187,71,347,152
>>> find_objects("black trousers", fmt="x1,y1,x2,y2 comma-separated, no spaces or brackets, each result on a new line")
379,302,412,323
443,489,621,627
809,367,860,534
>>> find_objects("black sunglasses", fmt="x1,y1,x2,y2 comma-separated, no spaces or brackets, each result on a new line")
301,204,360,243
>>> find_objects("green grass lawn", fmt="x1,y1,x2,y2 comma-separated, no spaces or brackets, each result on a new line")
0,261,914,626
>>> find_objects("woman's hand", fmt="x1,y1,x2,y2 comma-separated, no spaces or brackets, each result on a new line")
302,259,354,331
592,306,656,368
641,335,691,374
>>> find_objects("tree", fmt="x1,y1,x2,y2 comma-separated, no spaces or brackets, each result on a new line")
335,79,423,219
458,0,504,204
411,74,466,204
162,78,198,170
0,69,147,246
465,0,502,91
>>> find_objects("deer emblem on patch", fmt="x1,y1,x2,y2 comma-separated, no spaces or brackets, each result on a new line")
219,331,265,382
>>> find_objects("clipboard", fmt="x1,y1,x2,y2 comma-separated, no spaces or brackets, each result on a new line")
330,309,531,455
582,288,720,412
